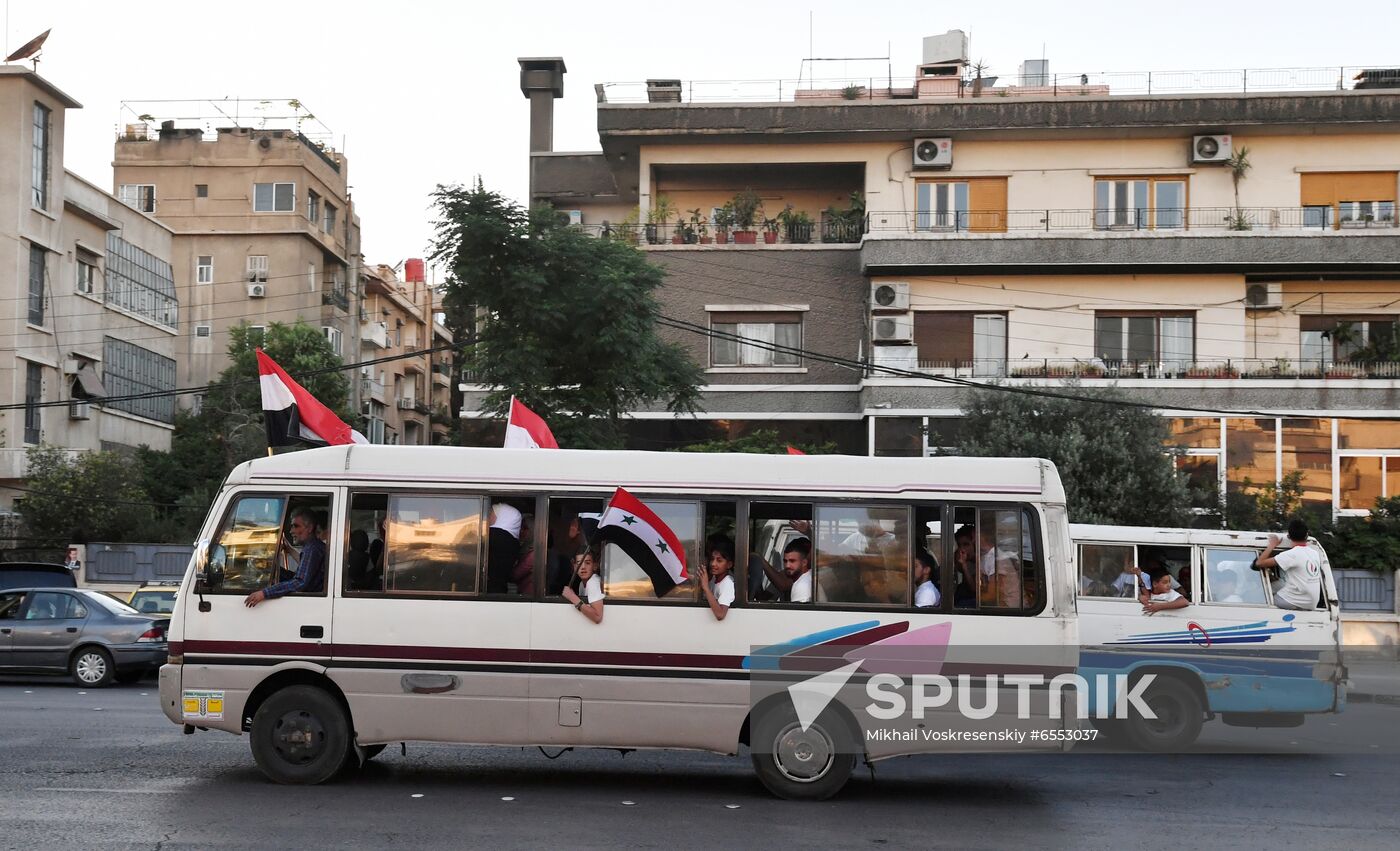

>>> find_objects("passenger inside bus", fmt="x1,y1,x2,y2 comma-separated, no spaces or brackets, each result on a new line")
747,503,812,602
486,503,523,594
561,549,604,624
1141,568,1189,615
699,538,736,620
952,525,977,607
914,550,941,607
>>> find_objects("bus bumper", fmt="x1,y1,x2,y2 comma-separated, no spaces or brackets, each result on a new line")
159,664,182,725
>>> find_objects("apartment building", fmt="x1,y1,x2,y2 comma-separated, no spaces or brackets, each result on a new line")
358,262,436,445
0,68,178,509
509,45,1400,515
111,103,358,400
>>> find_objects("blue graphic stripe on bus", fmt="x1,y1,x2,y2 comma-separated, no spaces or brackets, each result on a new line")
1114,619,1277,640
743,621,882,670
1109,614,1296,646
1080,651,1319,679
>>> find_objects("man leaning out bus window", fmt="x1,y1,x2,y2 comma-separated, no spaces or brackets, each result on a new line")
1252,519,1322,611
245,508,327,608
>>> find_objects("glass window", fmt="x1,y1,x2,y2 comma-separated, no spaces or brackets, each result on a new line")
1155,181,1185,229
76,260,96,295
914,505,944,609
1340,457,1383,510
1281,419,1332,507
24,361,41,445
709,315,801,367
1339,419,1400,450
247,255,269,283
307,190,320,223
813,504,909,605
118,184,156,213
1095,314,1194,365
197,256,213,285
254,182,296,212
1078,543,1140,599
28,244,45,326
1174,454,1220,508
103,337,177,424
0,592,24,620
972,314,1007,377
913,312,1007,374
748,502,813,603
32,102,51,209
873,417,924,457
324,203,338,234
1226,418,1277,495
916,181,969,229
195,184,208,198
25,591,71,620
205,494,286,594
952,506,1036,611
344,493,388,593
105,233,177,328
1166,418,1221,449
601,499,699,601
1204,548,1269,605
386,494,483,595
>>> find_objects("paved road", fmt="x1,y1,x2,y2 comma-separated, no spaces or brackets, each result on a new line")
2,676,1398,850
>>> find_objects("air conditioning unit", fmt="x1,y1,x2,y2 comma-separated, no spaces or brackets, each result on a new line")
872,312,914,343
871,282,910,312
1191,134,1232,164
1245,282,1283,310
69,401,91,420
247,283,266,298
913,137,953,169
396,398,416,410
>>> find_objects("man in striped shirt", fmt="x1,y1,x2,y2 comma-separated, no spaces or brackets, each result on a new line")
244,508,327,607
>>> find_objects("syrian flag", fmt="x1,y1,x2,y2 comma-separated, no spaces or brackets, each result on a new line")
504,396,559,449
786,446,806,455
594,487,688,597
257,349,368,448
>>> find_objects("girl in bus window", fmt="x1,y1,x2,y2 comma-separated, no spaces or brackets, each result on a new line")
562,550,605,624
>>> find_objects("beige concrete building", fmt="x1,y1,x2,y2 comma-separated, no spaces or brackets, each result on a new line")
0,68,178,510
112,105,357,403
358,263,438,445
512,47,1400,517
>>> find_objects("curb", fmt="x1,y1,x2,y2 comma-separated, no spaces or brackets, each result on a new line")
1345,692,1400,707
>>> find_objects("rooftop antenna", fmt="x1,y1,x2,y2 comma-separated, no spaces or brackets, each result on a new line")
5,27,50,71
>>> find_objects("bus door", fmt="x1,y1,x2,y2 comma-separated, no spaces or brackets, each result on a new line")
185,489,339,706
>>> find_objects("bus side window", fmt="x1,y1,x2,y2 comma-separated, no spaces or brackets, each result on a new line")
952,506,1035,611
1204,548,1269,606
748,502,813,604
813,504,909,606
484,496,534,596
386,494,484,595
544,496,605,598
1078,544,1138,599
344,493,387,594
600,499,699,601
913,505,945,610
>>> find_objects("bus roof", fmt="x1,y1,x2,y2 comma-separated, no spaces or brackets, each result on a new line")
229,446,1065,502
1069,523,1302,548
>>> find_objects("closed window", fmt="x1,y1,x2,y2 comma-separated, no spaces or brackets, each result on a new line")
195,184,209,198
197,256,213,285
203,493,332,595
323,203,337,234
1300,172,1397,230
1299,316,1396,365
601,499,699,601
385,494,484,595
813,504,910,606
28,244,46,325
1094,178,1187,229
117,184,156,213
105,233,178,327
1095,313,1194,367
1204,548,1269,605
32,102,51,209
913,311,1006,377
1338,200,1396,227
949,506,1040,611
917,181,968,229
247,255,269,283
916,177,1007,232
24,361,42,444
103,337,177,424
76,259,97,295
253,182,295,212
709,311,801,367
1078,544,1140,599
307,190,320,223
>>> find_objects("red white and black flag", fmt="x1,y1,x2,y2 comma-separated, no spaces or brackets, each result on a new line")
257,349,368,448
503,396,559,449
594,487,688,597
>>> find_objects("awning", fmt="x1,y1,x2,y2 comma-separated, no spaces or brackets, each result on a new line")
73,363,107,399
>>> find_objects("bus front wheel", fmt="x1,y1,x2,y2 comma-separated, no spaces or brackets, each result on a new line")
1124,677,1204,752
250,685,350,785
750,704,857,801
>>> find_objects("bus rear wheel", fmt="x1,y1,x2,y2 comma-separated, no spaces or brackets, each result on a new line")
750,704,857,801
1124,677,1204,752
250,685,350,785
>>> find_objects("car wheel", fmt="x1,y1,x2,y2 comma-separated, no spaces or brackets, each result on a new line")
1124,676,1204,752
70,646,115,688
250,686,350,785
750,703,857,801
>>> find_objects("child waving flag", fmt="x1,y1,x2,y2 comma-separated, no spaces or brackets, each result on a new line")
594,487,688,597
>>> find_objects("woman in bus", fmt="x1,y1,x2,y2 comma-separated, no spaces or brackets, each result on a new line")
562,549,604,624
700,538,737,621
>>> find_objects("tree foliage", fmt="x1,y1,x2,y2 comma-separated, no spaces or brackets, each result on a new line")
19,446,153,545
953,384,1192,526
679,428,834,455
1324,496,1400,572
430,181,703,449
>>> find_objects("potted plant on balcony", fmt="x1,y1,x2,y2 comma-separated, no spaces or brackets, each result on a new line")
822,191,866,243
713,202,734,245
1225,145,1252,231
778,205,814,244
645,195,676,245
673,212,697,244
688,208,711,244
730,189,762,244
762,211,781,244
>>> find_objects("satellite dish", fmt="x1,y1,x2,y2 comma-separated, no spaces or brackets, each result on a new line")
6,29,51,64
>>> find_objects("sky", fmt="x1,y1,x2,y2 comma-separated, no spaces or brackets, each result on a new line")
16,0,1400,267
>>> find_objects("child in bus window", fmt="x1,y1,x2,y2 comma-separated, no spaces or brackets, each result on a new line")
562,550,604,624
700,538,736,621
914,550,941,608
1141,569,1189,615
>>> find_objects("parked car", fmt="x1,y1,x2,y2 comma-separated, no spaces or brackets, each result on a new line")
127,584,178,615
0,563,76,591
0,588,167,686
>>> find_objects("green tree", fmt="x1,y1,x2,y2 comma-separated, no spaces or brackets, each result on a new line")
430,181,703,448
679,428,835,455
19,446,153,545
953,384,1192,525
1323,496,1400,572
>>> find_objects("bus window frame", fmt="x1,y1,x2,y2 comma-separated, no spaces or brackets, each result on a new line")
811,501,914,608
204,487,335,598
1075,541,1140,601
1202,545,1274,607
947,501,1048,617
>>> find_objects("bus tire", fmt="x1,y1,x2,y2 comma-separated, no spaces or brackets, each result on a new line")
750,703,857,801
1124,677,1204,752
1089,717,1127,745
250,685,350,785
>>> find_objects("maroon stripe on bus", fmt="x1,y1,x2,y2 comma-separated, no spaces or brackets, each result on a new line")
185,639,745,670
183,639,331,658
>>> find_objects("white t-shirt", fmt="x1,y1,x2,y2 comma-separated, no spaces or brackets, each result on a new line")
1150,588,1183,604
713,574,735,608
1112,572,1148,597
581,574,604,604
1272,544,1322,610
789,571,813,603
914,580,940,608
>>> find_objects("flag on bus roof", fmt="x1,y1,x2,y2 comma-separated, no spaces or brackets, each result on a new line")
257,349,368,448
594,487,687,597
786,446,806,455
504,396,559,449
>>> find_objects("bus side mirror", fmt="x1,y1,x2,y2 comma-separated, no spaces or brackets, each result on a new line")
193,539,224,592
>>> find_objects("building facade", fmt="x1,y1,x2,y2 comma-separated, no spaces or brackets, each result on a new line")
358,262,440,445
112,108,358,403
502,50,1400,515
0,68,178,509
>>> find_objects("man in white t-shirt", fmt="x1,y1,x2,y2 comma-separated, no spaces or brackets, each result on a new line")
1254,519,1322,611
784,538,813,603
914,550,941,608
700,539,737,621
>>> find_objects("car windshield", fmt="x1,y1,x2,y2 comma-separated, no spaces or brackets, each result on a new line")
129,591,176,614
84,591,140,615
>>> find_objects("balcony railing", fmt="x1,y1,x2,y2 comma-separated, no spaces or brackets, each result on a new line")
575,218,864,246
322,286,349,310
869,358,1400,380
866,207,1398,234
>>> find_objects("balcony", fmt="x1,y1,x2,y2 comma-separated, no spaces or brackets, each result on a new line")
866,358,1400,382
865,207,1396,234
322,285,349,311
361,321,388,348
361,377,386,403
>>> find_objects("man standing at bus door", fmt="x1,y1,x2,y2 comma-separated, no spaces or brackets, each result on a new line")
244,508,327,608
1253,519,1322,611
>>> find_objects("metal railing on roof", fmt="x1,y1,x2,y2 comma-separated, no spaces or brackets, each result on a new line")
598,65,1397,104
